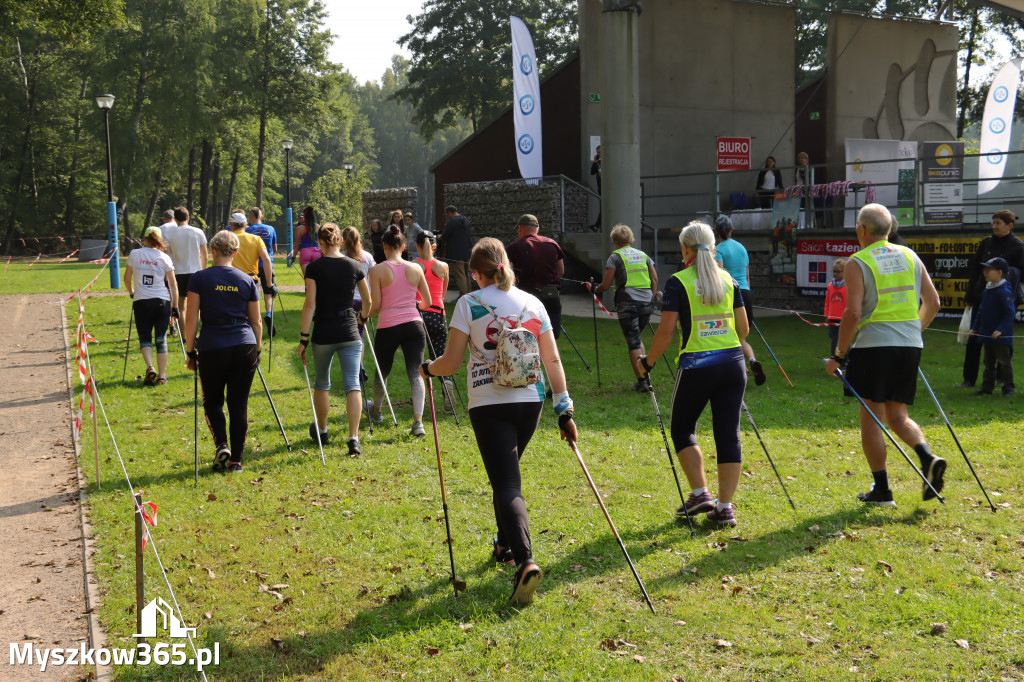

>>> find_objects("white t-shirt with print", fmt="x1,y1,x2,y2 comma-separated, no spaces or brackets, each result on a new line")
127,247,175,301
449,284,552,409
163,223,208,274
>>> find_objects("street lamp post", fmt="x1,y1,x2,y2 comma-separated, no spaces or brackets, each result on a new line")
282,139,293,265
95,93,120,289
343,161,353,177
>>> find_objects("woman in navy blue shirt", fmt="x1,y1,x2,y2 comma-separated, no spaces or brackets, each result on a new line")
184,230,263,473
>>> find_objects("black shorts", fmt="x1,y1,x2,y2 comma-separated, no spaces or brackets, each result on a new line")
174,273,192,295
260,272,275,295
617,301,653,351
845,346,920,405
739,288,754,324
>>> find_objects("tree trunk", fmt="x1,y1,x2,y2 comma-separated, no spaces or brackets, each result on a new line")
255,106,267,207
3,40,38,256
199,138,212,221
957,8,980,139
207,149,221,230
225,150,240,221
185,145,197,213
143,170,163,231
118,40,153,246
63,74,90,236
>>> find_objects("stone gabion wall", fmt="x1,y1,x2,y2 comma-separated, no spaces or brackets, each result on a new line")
360,187,418,233
442,180,588,244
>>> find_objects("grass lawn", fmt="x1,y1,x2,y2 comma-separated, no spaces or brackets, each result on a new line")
46,261,1024,681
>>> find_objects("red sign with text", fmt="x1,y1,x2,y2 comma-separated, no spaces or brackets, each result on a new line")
716,137,750,171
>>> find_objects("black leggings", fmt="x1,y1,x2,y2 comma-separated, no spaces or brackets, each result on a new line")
133,298,170,354
373,320,426,416
420,310,448,359
198,345,258,462
669,357,746,464
469,402,543,566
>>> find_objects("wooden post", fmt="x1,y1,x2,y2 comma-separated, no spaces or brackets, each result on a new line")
90,377,100,490
134,492,144,642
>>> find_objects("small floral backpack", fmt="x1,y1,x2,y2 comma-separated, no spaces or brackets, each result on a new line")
469,295,542,388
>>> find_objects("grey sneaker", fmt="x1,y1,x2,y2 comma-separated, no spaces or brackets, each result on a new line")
410,420,426,437
676,490,715,516
369,409,384,424
922,457,946,501
706,503,738,527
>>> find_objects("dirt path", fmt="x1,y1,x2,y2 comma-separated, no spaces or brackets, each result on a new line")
0,294,94,680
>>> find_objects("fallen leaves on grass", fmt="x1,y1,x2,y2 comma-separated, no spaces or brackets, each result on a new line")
930,622,947,635
955,639,970,650
713,639,732,649
876,560,894,573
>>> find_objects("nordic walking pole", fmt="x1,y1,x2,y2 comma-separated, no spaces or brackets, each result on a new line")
588,281,601,387
560,325,591,371
567,439,655,614
364,323,398,425
173,318,187,360
266,296,274,372
641,365,694,534
740,401,796,509
359,364,373,436
426,376,466,596
192,357,199,485
421,313,460,426
752,323,793,387
301,355,326,465
917,368,996,512
274,287,287,321
647,323,675,377
121,304,134,385
256,365,291,450
831,366,943,503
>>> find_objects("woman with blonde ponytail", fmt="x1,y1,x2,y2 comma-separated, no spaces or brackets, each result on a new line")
639,221,750,527
421,237,577,605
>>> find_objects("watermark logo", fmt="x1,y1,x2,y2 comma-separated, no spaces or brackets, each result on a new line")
136,597,196,639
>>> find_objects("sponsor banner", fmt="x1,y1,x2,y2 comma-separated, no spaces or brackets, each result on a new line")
716,137,750,171
844,138,900,227
904,236,979,317
978,58,1023,195
895,140,918,225
511,16,542,180
796,238,860,297
921,141,964,226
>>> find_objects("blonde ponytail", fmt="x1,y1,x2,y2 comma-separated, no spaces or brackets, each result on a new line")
469,237,517,291
680,221,724,306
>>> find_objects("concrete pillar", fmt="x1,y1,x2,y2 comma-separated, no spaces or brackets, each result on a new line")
599,7,642,259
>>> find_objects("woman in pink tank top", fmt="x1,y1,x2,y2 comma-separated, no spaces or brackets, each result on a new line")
366,225,433,436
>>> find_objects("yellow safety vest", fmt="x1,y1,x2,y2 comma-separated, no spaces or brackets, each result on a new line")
614,247,652,290
850,242,918,330
673,267,740,363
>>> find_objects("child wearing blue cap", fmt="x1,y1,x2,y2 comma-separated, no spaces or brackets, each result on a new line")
971,257,1015,397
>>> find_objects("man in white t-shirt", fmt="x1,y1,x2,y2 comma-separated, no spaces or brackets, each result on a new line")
163,206,208,328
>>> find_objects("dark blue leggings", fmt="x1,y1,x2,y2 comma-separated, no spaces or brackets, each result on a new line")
669,357,746,464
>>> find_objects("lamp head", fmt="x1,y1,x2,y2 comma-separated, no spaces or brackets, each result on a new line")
281,138,294,151
95,93,115,110
342,161,354,172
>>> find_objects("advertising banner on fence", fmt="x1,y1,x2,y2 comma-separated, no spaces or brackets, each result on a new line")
895,140,918,225
843,138,900,227
796,238,860,296
903,236,980,318
921,141,964,226
717,137,750,171
511,16,542,181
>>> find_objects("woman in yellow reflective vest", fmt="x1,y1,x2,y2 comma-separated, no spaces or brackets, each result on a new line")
637,221,750,527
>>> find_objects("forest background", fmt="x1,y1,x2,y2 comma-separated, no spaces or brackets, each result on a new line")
2,0,1022,256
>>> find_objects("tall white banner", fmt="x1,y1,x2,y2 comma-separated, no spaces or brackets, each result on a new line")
511,16,542,180
978,58,1023,195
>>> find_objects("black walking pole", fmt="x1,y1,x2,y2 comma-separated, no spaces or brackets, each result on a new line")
121,305,134,385
301,356,327,465
359,364,373,436
426,377,466,596
559,325,591,371
275,289,287,321
740,401,796,509
266,297,275,372
588,281,601,387
647,323,675,377
917,368,996,512
173,319,187,360
831,366,943,503
421,313,460,426
641,363,694,534
567,439,656,614
256,365,291,450
193,357,199,485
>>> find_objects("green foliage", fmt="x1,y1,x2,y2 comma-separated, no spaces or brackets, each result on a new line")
396,0,578,140
305,168,371,227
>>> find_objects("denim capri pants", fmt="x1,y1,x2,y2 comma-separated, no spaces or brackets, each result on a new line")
311,339,362,393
